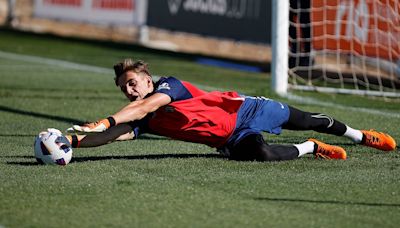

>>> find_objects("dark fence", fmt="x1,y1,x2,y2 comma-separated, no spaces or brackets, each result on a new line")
147,0,272,44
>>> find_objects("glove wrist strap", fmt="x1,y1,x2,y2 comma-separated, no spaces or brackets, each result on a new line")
71,135,81,148
107,116,116,128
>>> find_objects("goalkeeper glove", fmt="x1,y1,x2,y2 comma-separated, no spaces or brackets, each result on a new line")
68,117,116,133
65,135,81,148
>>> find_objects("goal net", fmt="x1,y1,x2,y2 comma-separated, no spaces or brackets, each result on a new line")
272,0,400,97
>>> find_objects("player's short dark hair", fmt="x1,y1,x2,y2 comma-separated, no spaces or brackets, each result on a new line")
113,59,151,86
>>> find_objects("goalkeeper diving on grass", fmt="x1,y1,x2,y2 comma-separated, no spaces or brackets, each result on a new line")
64,59,396,161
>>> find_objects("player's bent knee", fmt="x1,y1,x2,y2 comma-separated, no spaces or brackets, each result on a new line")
255,145,281,161
229,134,282,162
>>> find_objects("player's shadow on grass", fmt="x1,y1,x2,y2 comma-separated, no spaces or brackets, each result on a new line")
72,153,225,163
0,133,37,137
254,197,400,208
5,154,226,166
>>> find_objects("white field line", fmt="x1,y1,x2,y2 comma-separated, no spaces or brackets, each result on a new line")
0,50,114,74
0,50,223,91
1,50,398,118
286,93,400,119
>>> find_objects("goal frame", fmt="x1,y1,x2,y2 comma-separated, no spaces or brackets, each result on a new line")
271,0,400,98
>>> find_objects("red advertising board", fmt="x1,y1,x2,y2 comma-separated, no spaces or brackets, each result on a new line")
92,0,134,10
43,0,82,6
312,0,400,60
35,0,145,25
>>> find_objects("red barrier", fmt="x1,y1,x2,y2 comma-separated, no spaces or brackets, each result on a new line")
312,0,400,60
43,0,82,7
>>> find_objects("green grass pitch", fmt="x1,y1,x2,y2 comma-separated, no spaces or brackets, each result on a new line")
0,29,399,227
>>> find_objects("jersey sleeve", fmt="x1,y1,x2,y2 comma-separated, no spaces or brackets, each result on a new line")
154,77,193,101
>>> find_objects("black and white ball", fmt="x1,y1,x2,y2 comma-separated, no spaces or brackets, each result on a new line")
34,128,73,166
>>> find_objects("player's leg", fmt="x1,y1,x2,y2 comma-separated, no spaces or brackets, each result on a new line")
229,134,346,161
283,106,396,151
229,134,298,161
283,106,349,136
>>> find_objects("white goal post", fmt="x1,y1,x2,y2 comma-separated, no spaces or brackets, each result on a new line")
272,0,400,98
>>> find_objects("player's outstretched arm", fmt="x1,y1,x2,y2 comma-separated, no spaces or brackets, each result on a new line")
67,123,135,148
113,93,171,125
69,93,171,134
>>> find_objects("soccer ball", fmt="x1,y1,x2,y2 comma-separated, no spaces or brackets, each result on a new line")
34,128,73,166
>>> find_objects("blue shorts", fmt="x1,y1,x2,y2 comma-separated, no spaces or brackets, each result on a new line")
227,96,290,146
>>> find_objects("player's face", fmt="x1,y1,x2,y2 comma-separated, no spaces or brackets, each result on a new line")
117,71,153,101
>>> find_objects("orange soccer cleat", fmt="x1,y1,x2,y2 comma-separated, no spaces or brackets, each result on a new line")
309,139,347,160
361,130,397,151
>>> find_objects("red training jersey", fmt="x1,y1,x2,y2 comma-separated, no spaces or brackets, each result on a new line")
144,77,244,148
